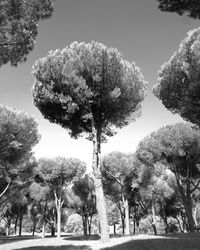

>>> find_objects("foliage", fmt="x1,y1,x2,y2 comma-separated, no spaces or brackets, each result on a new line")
156,0,200,19
136,122,200,232
0,0,54,67
32,41,147,140
153,28,200,126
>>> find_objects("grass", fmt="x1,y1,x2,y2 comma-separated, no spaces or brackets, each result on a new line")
1,233,200,250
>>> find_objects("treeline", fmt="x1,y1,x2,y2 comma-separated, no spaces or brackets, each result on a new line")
1,105,200,237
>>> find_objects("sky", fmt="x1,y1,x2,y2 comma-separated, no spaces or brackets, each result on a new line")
0,0,200,168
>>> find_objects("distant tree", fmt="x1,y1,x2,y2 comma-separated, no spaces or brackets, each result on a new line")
29,182,52,238
156,0,200,19
101,152,138,235
67,174,97,236
36,157,86,238
0,106,40,199
0,0,54,67
153,28,200,126
106,198,120,235
32,41,147,242
136,123,200,233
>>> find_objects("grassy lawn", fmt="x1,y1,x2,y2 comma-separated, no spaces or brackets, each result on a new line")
1,233,200,250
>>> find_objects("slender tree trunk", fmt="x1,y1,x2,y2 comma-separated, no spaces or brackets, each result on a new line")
6,226,9,236
113,223,116,235
19,215,23,236
51,224,55,236
32,223,36,236
42,221,45,238
14,216,18,235
151,203,157,235
124,198,130,235
92,125,109,242
56,198,62,238
133,220,136,235
121,217,125,234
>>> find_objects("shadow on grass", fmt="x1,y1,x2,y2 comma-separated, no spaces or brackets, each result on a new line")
103,234,200,250
0,235,40,245
14,246,91,250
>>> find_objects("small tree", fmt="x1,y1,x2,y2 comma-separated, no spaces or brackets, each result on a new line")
136,123,200,233
67,174,97,236
101,152,137,235
0,0,54,67
32,41,147,242
156,0,200,19
36,157,86,238
153,28,200,126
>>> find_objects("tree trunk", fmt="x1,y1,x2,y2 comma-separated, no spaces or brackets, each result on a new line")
151,203,157,235
176,177,195,233
121,217,125,234
51,224,55,236
42,222,45,238
92,125,109,242
6,227,9,236
124,198,130,235
113,223,116,235
14,216,18,235
32,223,36,236
19,215,23,236
82,216,88,236
176,216,184,233
56,198,62,238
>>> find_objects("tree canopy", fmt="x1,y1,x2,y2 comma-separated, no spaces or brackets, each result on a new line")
0,105,40,198
32,41,147,141
153,28,200,126
156,0,200,19
136,122,200,232
0,0,54,67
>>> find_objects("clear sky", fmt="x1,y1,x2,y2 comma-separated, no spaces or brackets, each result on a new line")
0,0,200,167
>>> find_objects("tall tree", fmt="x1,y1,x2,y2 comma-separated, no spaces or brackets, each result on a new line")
36,157,86,238
0,0,54,67
153,28,200,126
32,41,147,242
156,0,200,19
136,123,200,233
0,105,40,200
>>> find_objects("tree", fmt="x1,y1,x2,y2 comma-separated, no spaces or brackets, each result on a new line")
156,0,200,19
153,28,200,126
0,0,54,67
67,174,97,236
29,182,53,238
36,157,86,238
32,41,147,242
0,105,40,200
136,122,200,233
101,152,138,235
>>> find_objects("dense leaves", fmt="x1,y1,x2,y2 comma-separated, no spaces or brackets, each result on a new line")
0,0,54,66
0,106,40,198
156,0,200,19
32,41,147,140
153,28,200,126
136,122,200,232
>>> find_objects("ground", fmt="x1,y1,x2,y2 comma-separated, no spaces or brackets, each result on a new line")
0,233,200,250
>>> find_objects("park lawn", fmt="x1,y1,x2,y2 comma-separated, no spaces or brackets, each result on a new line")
1,234,200,250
